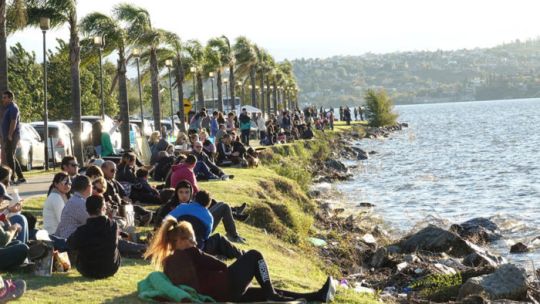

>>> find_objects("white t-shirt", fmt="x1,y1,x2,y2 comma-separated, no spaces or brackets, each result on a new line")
42,191,67,235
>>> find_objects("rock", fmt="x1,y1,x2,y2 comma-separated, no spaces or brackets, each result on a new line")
462,244,506,268
432,263,457,275
396,262,408,272
399,224,475,256
451,217,502,244
370,247,388,268
457,264,528,301
307,190,321,198
510,242,530,253
386,245,402,254
437,257,468,271
325,159,348,173
401,122,409,128
358,202,375,208
361,233,377,245
368,150,377,155
404,254,421,263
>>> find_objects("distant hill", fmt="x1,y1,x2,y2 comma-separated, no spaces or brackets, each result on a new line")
292,38,540,106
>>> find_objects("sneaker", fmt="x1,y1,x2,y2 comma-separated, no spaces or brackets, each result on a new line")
220,175,229,181
16,179,26,185
228,175,235,180
0,279,26,303
234,203,247,214
232,213,249,222
227,234,247,244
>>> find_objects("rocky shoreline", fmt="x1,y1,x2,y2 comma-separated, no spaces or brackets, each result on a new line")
307,124,540,303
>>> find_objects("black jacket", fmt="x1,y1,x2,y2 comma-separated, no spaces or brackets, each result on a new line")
116,163,137,184
67,216,121,279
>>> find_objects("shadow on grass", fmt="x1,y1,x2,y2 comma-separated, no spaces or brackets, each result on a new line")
15,272,94,291
102,292,143,304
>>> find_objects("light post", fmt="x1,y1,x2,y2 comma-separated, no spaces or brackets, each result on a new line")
223,78,229,112
132,48,144,128
93,36,105,119
209,72,215,110
190,67,197,112
270,85,275,113
165,59,175,133
40,17,50,170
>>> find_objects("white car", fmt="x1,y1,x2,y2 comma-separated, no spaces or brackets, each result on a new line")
60,120,92,144
15,123,46,171
30,121,73,163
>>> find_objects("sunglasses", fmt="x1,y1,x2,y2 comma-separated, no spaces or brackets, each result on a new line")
62,179,72,186
69,163,79,167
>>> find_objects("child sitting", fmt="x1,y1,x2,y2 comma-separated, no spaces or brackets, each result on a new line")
130,169,161,205
67,195,121,279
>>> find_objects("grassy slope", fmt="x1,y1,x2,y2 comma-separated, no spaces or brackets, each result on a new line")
9,125,378,304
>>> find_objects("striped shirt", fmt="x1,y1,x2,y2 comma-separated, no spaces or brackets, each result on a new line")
54,192,88,239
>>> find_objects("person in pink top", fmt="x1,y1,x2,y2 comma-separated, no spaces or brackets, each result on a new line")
170,154,199,194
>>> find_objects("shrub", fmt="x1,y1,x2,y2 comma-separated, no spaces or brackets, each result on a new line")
364,89,399,127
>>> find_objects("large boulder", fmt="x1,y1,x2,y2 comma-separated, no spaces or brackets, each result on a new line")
324,159,348,173
457,264,529,301
450,217,502,244
399,224,475,256
462,242,506,267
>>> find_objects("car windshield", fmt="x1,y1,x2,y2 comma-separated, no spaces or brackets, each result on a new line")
33,126,59,138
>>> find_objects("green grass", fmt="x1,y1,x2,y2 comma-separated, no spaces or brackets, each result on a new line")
8,125,379,304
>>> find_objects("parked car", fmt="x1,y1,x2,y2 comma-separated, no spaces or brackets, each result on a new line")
81,115,122,152
60,120,92,144
129,123,151,165
30,121,73,163
15,123,46,171
129,118,153,137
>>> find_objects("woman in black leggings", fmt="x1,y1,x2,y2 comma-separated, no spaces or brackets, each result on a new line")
145,218,336,303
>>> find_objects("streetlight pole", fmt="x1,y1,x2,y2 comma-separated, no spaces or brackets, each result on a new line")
40,17,50,170
93,36,105,119
132,48,144,128
190,67,197,113
165,59,174,133
209,72,215,110
223,78,229,112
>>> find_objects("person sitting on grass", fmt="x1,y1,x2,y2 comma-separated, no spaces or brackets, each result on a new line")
130,168,161,205
215,124,227,145
167,190,243,260
67,195,121,279
61,156,80,179
54,176,93,239
145,218,336,303
0,183,28,271
85,165,104,180
155,182,247,244
153,151,175,182
43,172,71,235
192,141,232,181
170,155,199,193
216,133,234,166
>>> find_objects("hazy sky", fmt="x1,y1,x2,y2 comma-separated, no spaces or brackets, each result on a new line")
8,0,540,61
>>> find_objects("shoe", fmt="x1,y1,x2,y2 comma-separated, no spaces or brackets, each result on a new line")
0,279,26,303
233,213,249,222
235,203,247,214
16,179,26,185
228,175,235,180
227,234,247,244
220,175,229,181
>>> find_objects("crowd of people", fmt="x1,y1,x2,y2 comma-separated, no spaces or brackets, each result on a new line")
0,103,338,302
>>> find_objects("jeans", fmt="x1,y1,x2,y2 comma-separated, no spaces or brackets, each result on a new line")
209,202,238,237
203,233,243,260
194,161,219,180
50,234,68,252
241,129,250,146
3,136,24,180
9,214,28,244
118,239,146,258
259,131,266,144
0,241,28,270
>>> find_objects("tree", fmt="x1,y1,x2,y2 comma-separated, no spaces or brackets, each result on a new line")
204,40,222,111
163,31,186,131
207,36,235,112
7,43,41,122
364,89,398,127
81,9,133,150
1,0,29,92
234,36,258,107
185,39,205,110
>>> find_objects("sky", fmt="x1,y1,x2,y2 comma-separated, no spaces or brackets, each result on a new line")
8,0,540,61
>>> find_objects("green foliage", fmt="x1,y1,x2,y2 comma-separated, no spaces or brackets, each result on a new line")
364,89,398,127
411,272,462,299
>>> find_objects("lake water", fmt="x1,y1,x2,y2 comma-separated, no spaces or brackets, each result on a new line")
336,98,540,269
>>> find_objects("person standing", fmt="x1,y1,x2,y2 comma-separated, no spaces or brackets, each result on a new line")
238,108,251,146
1,91,25,185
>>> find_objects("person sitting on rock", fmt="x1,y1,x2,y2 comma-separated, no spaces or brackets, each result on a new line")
166,190,244,259
144,218,336,303
130,169,161,205
155,181,247,244
67,195,121,279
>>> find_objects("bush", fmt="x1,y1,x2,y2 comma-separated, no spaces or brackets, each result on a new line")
364,89,399,127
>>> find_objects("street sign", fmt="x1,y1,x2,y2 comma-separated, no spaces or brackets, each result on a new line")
183,99,192,115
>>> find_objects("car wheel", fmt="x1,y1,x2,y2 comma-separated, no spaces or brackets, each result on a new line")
25,151,32,171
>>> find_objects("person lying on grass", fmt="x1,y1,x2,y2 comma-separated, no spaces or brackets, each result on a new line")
145,218,337,303
154,181,247,244
67,195,121,279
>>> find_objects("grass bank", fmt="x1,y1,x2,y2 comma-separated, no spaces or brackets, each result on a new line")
10,122,378,304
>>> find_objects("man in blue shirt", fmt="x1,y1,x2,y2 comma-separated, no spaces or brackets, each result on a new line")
168,189,243,260
1,91,25,184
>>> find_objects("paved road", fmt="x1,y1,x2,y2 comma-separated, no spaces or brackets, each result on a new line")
15,174,55,198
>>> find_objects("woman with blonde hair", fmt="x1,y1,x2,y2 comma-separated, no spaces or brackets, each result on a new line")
148,131,161,149
145,218,335,303
174,131,189,146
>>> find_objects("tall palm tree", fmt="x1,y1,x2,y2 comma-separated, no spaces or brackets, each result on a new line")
205,40,222,111
26,0,83,162
80,10,132,150
185,39,205,110
208,36,235,111
163,31,186,131
1,0,28,92
234,36,258,108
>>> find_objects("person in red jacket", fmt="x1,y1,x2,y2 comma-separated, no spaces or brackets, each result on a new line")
144,218,336,303
170,155,199,194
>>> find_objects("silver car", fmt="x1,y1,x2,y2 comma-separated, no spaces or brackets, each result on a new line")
15,124,46,171
30,121,74,163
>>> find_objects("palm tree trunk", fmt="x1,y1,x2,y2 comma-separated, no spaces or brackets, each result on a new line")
175,56,186,132
69,12,83,163
0,0,7,93
273,81,278,114
196,72,204,109
250,66,256,107
229,64,235,111
259,71,265,114
150,48,161,132
216,70,223,112
266,76,271,115
117,50,130,150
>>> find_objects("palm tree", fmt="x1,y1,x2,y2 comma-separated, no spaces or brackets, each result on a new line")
234,36,258,108
26,0,84,162
163,31,186,131
208,36,236,112
185,39,205,110
0,0,29,92
80,10,132,150
205,40,222,111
